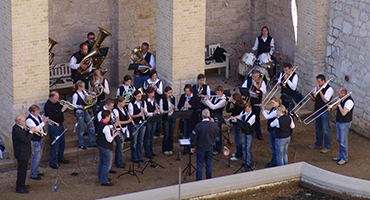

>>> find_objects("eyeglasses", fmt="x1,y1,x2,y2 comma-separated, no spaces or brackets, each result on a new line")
89,37,95,40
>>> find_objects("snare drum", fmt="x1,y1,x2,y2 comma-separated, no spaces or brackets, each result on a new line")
241,52,256,66
258,52,272,64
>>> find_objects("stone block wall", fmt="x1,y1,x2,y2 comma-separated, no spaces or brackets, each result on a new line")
326,0,370,137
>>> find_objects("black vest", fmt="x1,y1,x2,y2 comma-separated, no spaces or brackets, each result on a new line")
280,72,297,97
119,85,134,97
336,96,354,123
27,115,43,142
145,98,156,113
131,101,143,124
114,106,129,127
257,36,272,56
209,97,224,116
71,51,85,76
241,111,255,134
315,84,332,112
162,96,176,119
96,122,113,150
74,92,87,106
276,115,292,139
246,78,262,104
267,108,277,132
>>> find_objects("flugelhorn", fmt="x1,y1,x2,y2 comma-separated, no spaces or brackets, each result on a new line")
25,124,46,137
40,115,59,127
58,100,78,110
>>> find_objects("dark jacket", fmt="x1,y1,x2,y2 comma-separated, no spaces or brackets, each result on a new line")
191,120,219,148
12,124,33,160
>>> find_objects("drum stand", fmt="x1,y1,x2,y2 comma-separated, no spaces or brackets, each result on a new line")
117,161,141,183
182,152,196,180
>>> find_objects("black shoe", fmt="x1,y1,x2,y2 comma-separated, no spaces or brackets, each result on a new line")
101,182,113,186
24,185,30,189
87,144,97,148
109,170,117,174
139,160,144,162
133,160,139,164
58,158,70,164
152,153,157,157
16,189,29,194
50,164,58,169
116,165,125,168
30,176,41,180
37,172,44,176
80,146,87,150
108,178,111,182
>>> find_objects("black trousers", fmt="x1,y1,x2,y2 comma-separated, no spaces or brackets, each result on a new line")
16,159,29,191
251,98,262,137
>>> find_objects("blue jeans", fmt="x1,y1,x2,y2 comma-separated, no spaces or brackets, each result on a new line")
114,136,124,167
76,109,95,147
232,124,242,158
49,124,66,166
336,122,351,162
97,146,112,184
196,146,213,181
130,123,145,161
268,130,277,166
182,119,190,153
214,121,222,153
315,111,331,149
162,118,175,152
275,136,291,166
133,73,149,89
242,133,254,166
144,122,157,157
30,139,44,178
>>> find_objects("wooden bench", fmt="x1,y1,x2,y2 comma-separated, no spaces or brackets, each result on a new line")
205,43,230,79
49,63,74,90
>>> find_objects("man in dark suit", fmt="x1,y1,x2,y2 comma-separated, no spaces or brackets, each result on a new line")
190,109,219,181
12,115,35,194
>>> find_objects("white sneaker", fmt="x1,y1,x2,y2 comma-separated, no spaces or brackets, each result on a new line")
168,151,173,155
230,156,239,161
337,160,347,165
231,153,236,157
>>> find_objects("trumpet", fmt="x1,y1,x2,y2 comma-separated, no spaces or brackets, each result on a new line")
25,124,46,137
40,115,59,127
58,100,78,110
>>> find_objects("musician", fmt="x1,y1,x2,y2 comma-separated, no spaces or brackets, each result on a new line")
203,85,227,155
128,90,147,163
331,87,354,165
193,74,211,109
260,96,282,168
44,91,70,170
190,109,219,181
226,93,245,160
251,26,276,75
72,80,96,150
159,86,176,155
178,84,201,154
143,70,163,97
116,75,136,98
270,105,295,166
133,42,156,89
69,42,92,85
236,102,255,171
96,110,120,186
143,87,160,158
26,104,48,180
308,74,333,153
278,62,298,112
241,70,267,140
89,69,110,115
12,115,36,193
85,32,95,53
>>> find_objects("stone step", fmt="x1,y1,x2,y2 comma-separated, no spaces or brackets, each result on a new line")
0,158,15,171
1,150,10,160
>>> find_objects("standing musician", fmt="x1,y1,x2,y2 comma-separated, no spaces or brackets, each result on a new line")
69,42,92,85
270,105,295,166
260,96,282,168
143,87,160,158
178,84,201,154
278,62,298,112
12,115,36,194
26,104,48,180
85,32,95,53
251,26,276,75
133,42,156,89
308,74,333,154
116,75,136,98
159,86,176,155
88,69,110,115
143,70,163,99
72,80,96,150
44,91,70,170
241,70,267,140
190,109,219,181
331,87,354,165
226,93,245,161
202,85,227,155
193,74,211,110
128,90,147,163
96,110,120,186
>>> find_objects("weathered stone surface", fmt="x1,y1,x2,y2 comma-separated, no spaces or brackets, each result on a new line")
342,21,353,34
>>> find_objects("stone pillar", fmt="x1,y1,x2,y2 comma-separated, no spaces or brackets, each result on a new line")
0,0,49,157
295,0,330,94
156,0,206,97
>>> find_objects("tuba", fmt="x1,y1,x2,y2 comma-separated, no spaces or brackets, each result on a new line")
78,48,100,74
131,46,149,74
49,38,58,65
91,27,112,70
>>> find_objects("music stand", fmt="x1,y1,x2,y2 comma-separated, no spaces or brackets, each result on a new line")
117,161,141,183
212,113,231,145
51,128,69,191
128,63,139,71
179,139,195,180
238,87,250,98
172,110,193,156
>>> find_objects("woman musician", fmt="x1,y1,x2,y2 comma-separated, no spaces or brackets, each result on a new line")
143,87,160,159
116,75,136,100
278,63,298,112
143,70,163,99
159,86,176,156
88,69,110,115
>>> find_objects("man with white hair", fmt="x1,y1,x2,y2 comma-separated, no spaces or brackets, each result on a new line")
190,109,219,181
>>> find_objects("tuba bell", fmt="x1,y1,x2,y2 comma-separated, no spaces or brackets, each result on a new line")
131,46,149,74
49,38,58,65
91,27,112,70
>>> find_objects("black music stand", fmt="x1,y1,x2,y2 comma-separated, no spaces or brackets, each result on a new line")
117,161,141,183
172,110,193,155
212,113,231,145
128,63,139,71
238,87,250,98
179,139,196,180
51,128,69,191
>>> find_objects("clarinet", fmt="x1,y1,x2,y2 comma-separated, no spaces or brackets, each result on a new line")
123,106,135,127
111,111,123,142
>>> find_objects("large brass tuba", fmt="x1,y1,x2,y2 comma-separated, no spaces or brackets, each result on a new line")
92,27,112,70
77,48,100,74
131,46,149,74
49,38,58,65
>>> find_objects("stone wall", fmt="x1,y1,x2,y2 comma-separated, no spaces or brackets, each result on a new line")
326,0,370,137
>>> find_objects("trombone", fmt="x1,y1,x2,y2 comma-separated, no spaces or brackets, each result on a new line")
290,77,333,116
25,124,46,137
302,91,353,125
262,65,298,105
